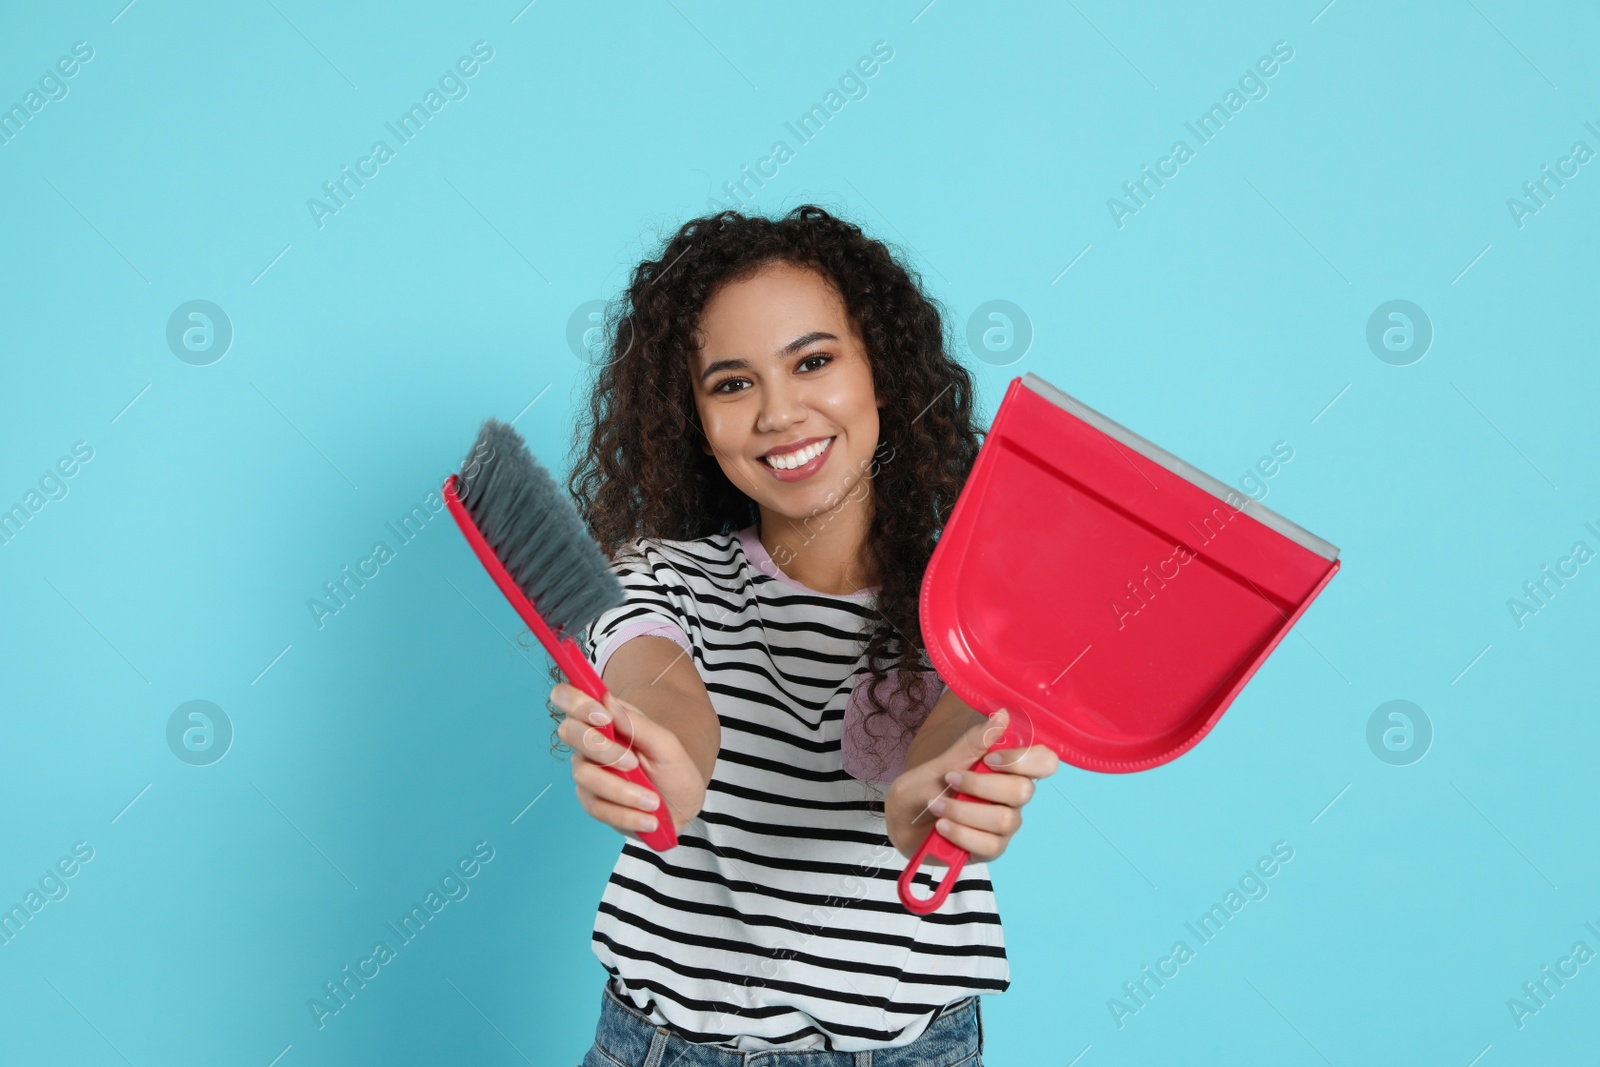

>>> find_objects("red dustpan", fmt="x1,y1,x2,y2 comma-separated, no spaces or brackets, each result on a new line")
898,372,1340,913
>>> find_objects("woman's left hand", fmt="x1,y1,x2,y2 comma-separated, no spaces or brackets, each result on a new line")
887,707,1060,864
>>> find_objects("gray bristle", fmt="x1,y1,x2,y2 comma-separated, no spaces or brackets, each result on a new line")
455,418,624,636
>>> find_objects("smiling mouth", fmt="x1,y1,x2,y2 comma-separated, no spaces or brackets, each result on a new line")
760,437,835,470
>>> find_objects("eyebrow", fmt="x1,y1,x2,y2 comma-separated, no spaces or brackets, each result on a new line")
697,331,839,384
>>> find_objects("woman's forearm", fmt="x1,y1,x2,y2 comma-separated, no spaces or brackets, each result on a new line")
903,687,986,773
610,677,720,783
886,688,986,861
601,635,721,784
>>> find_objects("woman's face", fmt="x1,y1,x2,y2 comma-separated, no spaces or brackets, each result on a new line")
689,261,880,523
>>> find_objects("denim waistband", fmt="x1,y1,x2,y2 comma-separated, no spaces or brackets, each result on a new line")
590,981,984,1067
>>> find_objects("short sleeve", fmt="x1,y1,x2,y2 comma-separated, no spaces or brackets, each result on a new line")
578,540,697,678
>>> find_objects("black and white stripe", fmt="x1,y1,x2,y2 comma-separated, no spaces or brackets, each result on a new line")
578,526,1008,1053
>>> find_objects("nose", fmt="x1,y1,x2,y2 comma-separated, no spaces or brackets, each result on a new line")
754,374,806,434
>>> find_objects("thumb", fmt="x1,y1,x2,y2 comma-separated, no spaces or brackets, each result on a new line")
945,707,1010,769
600,691,665,756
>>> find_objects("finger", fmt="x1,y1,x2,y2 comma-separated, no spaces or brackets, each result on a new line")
572,755,662,814
557,715,640,771
933,795,1022,838
978,745,1059,779
932,815,1006,864
600,692,660,747
947,768,1034,809
574,757,688,831
551,682,599,719
553,684,617,735
575,783,663,838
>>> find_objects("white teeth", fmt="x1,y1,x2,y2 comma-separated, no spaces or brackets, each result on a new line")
763,437,833,470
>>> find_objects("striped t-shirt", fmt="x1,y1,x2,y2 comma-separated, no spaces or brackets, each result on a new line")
577,524,1008,1053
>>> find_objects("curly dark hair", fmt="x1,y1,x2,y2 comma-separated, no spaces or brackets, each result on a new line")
543,204,985,781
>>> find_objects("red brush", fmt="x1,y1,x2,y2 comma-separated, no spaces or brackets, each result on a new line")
442,418,677,851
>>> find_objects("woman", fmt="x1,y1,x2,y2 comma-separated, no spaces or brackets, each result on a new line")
548,205,1058,1065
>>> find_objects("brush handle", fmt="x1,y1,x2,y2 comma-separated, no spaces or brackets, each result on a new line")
544,638,680,853
896,732,1009,914
442,474,678,852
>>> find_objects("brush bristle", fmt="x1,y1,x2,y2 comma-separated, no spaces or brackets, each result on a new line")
454,418,625,637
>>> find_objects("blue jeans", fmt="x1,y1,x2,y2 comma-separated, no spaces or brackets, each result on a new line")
579,981,986,1067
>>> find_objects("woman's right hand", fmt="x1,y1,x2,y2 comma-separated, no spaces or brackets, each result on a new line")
551,682,708,841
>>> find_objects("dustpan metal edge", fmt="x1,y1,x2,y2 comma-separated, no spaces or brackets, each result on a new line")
1019,372,1340,563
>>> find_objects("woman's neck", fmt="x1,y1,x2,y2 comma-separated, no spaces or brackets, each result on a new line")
758,497,878,596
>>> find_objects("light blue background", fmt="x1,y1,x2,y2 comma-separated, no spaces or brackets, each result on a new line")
2,1,1596,1064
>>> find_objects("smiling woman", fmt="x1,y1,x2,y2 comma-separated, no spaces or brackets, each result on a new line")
548,206,1059,1062
564,206,981,753
689,262,885,593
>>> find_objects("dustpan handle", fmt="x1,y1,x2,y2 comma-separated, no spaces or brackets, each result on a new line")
897,748,1002,914
442,474,678,853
